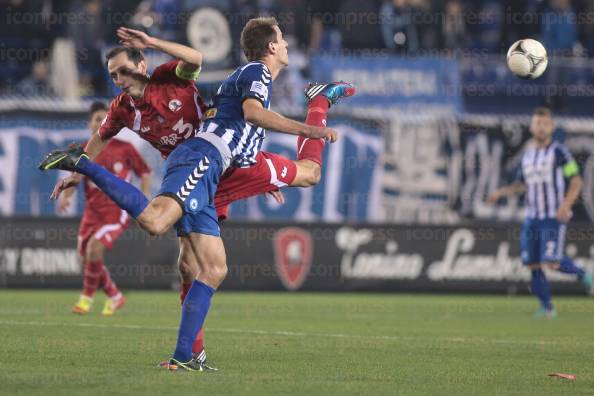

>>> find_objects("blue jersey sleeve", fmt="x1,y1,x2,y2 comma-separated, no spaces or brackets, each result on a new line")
555,144,579,178
236,63,272,106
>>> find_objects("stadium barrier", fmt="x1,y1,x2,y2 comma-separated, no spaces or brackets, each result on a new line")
5,108,594,225
2,218,593,294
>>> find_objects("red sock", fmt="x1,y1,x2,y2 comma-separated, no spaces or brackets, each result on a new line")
297,96,329,165
100,265,121,298
193,328,204,354
82,259,104,297
181,282,205,354
180,282,191,304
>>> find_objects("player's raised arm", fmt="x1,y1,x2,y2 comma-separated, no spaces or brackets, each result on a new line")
117,27,202,78
242,99,337,142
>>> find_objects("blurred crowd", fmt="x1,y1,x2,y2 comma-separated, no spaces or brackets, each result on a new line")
1,0,593,98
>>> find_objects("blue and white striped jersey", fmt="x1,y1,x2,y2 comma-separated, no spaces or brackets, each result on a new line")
518,141,580,219
200,61,272,168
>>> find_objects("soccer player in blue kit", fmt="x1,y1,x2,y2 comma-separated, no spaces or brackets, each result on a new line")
488,107,592,317
39,17,338,369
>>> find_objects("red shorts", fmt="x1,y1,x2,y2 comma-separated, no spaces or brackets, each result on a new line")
215,151,297,220
77,209,130,255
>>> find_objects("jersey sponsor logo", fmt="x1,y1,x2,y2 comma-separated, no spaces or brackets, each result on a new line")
168,99,182,112
273,227,313,291
281,166,288,178
160,133,180,146
141,125,151,133
204,108,217,119
189,198,199,210
250,81,268,99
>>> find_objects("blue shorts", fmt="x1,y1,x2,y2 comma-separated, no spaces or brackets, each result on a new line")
158,137,224,237
520,218,566,265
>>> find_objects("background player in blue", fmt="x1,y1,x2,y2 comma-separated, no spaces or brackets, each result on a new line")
488,107,591,318
39,17,338,370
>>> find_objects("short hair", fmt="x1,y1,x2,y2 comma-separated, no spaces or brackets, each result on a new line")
533,107,552,118
105,46,145,67
240,17,279,61
89,101,107,118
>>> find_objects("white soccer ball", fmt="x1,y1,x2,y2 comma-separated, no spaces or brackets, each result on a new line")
506,39,548,79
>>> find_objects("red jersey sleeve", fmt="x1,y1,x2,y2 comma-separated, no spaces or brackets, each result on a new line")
151,60,196,85
98,96,126,139
126,143,151,177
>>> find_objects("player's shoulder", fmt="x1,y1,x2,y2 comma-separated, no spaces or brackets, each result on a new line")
237,61,271,80
551,141,571,156
109,92,132,111
150,60,180,82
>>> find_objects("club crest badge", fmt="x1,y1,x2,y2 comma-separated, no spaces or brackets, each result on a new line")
273,227,313,291
168,99,182,112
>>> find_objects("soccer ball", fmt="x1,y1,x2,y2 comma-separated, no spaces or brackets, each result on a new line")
506,39,548,79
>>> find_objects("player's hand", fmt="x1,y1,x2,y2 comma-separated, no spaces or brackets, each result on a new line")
556,203,572,223
307,126,338,143
50,174,81,200
486,191,501,204
267,189,285,204
117,27,154,50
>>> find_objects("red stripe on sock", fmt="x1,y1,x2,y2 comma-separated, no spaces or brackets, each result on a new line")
100,266,120,298
82,260,104,297
297,96,329,165
192,328,205,354
180,282,191,305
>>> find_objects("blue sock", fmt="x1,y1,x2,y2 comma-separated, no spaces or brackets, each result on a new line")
173,280,215,362
76,156,148,218
531,269,553,310
557,257,585,280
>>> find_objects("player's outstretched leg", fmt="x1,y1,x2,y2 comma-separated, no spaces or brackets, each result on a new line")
297,82,355,166
556,256,593,295
39,146,181,236
39,146,150,219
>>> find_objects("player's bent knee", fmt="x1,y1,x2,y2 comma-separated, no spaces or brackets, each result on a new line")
293,161,321,187
309,166,321,185
178,256,199,280
138,197,182,235
201,263,228,286
141,217,170,236
85,238,104,261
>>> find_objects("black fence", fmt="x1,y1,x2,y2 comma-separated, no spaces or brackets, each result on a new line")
1,218,593,294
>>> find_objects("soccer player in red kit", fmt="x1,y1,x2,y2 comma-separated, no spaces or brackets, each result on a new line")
48,26,351,369
59,101,151,316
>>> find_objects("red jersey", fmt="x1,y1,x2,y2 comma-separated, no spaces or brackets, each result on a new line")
98,60,208,158
83,139,151,219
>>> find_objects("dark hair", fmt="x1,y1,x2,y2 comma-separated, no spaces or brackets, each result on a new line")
89,101,107,118
105,46,145,67
533,107,552,118
240,17,279,61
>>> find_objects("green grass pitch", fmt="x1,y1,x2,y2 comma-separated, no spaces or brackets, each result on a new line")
1,290,594,395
